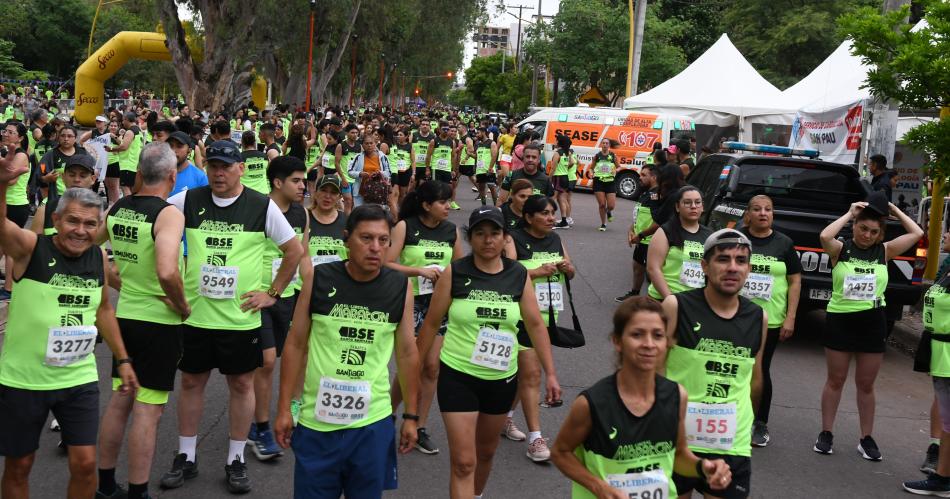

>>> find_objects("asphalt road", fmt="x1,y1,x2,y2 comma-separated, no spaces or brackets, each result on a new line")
2,180,936,498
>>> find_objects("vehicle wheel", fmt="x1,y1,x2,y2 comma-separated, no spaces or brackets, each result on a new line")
615,171,641,200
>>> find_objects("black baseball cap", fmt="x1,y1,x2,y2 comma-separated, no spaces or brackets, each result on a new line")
864,190,889,216
168,131,194,149
316,174,342,192
65,153,96,173
467,206,505,231
205,140,242,164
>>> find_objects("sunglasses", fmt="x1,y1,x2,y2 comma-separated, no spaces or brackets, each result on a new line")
207,145,238,157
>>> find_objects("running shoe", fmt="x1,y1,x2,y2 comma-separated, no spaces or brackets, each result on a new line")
224,458,252,494
415,427,439,455
450,201,461,210
527,437,551,462
96,485,128,499
813,430,833,455
751,421,770,448
249,428,283,461
502,418,526,441
903,475,950,497
607,210,614,222
290,398,302,426
614,290,639,303
471,186,478,192
50,418,61,432
598,224,607,232
567,217,575,226
160,453,198,489
858,435,883,461
554,220,570,229
923,443,941,475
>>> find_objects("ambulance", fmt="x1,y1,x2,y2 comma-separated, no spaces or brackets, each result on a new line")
516,107,695,199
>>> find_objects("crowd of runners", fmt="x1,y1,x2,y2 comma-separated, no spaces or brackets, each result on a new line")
0,100,947,499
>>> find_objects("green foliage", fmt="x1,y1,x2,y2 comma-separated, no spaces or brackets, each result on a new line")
840,0,950,178
0,40,46,80
655,0,725,63
463,53,531,113
446,87,475,108
522,0,686,105
722,0,878,89
0,0,93,77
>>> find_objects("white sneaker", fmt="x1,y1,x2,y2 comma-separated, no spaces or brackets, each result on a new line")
50,418,61,432
501,418,526,441
566,217,574,226
527,437,551,462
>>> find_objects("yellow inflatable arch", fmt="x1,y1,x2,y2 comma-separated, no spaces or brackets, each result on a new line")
75,31,269,126
75,32,171,126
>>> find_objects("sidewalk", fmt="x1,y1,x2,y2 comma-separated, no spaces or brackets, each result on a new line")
890,308,925,356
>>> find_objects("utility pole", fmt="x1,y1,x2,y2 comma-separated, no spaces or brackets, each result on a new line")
629,0,648,96
530,0,543,107
510,4,534,72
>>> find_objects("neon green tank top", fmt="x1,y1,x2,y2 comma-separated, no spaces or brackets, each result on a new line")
260,203,307,297
0,236,103,390
511,229,564,327
927,271,950,377
412,133,434,168
400,217,457,295
475,140,493,175
182,187,269,330
299,262,407,432
572,374,679,499
108,196,183,325
390,144,412,174
5,149,29,205
308,210,348,266
431,138,455,172
827,239,887,313
593,152,616,181
440,256,527,380
648,224,713,299
665,289,762,457
240,150,270,195
740,230,800,328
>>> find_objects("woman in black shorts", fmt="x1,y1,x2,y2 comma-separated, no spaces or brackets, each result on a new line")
1,121,30,300
589,138,619,232
389,128,415,207
814,193,922,459
417,207,561,498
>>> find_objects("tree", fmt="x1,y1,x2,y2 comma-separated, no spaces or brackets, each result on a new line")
464,53,531,113
0,0,92,78
522,0,686,106
0,40,48,81
722,0,879,89
840,0,950,277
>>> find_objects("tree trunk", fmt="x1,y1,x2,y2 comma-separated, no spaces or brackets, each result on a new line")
313,0,362,104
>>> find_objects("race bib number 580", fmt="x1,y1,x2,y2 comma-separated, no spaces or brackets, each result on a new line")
606,469,669,499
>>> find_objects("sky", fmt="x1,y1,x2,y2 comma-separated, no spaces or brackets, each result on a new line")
460,0,562,81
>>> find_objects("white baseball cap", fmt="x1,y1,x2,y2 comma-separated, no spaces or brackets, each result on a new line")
95,115,108,122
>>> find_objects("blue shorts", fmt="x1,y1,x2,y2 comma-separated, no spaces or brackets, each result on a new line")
291,417,398,498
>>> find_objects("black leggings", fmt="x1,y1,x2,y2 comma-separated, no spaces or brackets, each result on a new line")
756,327,781,423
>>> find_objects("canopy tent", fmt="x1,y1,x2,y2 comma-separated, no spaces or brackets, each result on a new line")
622,34,789,127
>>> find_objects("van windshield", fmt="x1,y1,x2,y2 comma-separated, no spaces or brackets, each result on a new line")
733,162,865,210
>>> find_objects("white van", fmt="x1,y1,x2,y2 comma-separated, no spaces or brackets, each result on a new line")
517,107,695,199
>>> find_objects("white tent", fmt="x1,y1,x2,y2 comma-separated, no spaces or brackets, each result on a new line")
622,34,789,126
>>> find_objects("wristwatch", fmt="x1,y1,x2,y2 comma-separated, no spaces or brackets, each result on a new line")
266,287,280,298
116,358,132,366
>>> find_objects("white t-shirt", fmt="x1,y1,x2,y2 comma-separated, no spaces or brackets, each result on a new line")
168,188,296,247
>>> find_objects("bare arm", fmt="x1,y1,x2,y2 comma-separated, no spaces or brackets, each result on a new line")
781,273,801,341
550,397,624,498
393,280,421,454
416,264,453,360
275,267,314,448
884,202,924,260
96,249,138,391
154,206,190,317
111,130,133,152
647,228,672,298
820,203,865,261
519,275,561,404
384,221,429,278
0,151,37,260
660,295,679,375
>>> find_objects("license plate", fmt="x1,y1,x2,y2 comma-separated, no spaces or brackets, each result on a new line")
809,288,832,301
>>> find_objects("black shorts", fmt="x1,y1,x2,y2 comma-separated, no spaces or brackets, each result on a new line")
119,170,137,188
106,162,120,179
824,307,887,353
414,167,428,183
0,382,99,457
260,294,297,356
5,204,30,228
179,325,263,375
433,170,453,184
567,180,577,191
633,243,649,265
552,175,570,193
459,164,475,177
475,172,497,185
437,362,518,415
592,179,616,193
113,318,182,392
673,452,751,499
395,170,413,187
413,294,446,336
